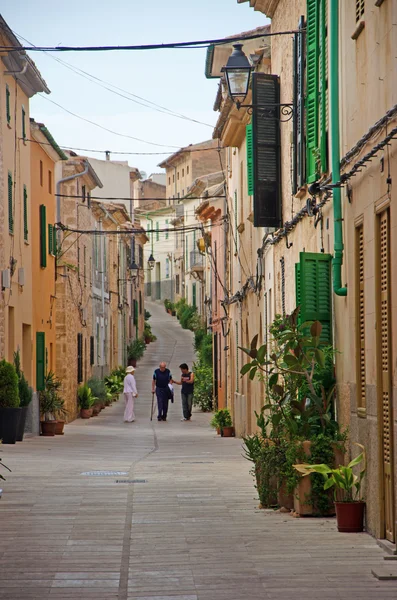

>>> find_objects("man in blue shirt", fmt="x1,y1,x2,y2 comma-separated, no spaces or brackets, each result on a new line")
152,362,173,422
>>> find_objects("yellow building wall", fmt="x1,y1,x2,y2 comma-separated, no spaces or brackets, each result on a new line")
30,136,57,388
0,69,33,382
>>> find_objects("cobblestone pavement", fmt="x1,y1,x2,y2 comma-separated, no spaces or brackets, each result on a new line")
0,301,396,599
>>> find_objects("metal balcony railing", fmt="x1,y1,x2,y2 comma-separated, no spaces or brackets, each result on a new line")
190,251,205,269
175,204,184,219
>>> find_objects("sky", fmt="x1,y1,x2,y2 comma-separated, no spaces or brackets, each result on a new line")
2,0,268,177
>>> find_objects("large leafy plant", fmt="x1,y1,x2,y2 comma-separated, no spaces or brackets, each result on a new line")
240,309,338,439
294,444,366,502
0,359,19,408
39,371,63,421
77,384,96,410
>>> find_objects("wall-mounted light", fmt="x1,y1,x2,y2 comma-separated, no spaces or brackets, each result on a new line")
147,253,156,270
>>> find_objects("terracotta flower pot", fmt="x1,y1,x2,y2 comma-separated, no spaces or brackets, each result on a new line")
92,405,101,416
41,421,56,436
80,408,93,419
55,420,65,435
335,501,365,532
221,426,235,437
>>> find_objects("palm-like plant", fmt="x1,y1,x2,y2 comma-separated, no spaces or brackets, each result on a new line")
77,384,96,410
39,371,63,421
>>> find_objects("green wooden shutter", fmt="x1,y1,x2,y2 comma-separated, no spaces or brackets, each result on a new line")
23,185,28,241
48,224,53,255
53,226,57,257
8,172,13,233
40,204,47,267
295,262,301,310
306,0,320,183
165,220,169,239
246,123,254,195
22,106,26,139
319,0,328,174
192,283,197,308
299,252,332,344
6,84,10,124
36,332,45,391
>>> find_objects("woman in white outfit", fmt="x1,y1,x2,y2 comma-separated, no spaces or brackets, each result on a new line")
123,366,138,422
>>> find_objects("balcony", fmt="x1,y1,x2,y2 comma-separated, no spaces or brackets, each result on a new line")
175,204,184,219
190,251,205,271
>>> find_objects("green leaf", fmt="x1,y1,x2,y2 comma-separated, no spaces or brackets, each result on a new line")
240,363,252,376
324,477,335,490
249,367,258,381
347,452,364,469
239,346,253,357
256,345,267,364
284,354,300,367
250,334,259,351
268,373,278,388
314,348,325,368
249,348,258,359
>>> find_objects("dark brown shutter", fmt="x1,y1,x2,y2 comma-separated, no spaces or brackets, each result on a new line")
252,72,282,228
77,333,83,383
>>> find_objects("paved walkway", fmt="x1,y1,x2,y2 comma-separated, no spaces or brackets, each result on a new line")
0,301,396,599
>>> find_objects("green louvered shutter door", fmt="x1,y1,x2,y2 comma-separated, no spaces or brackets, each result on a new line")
40,205,47,267
306,0,320,183
246,123,254,196
319,0,328,174
300,252,332,344
48,224,53,255
36,332,45,391
295,262,302,321
23,185,28,241
8,172,13,233
53,226,57,257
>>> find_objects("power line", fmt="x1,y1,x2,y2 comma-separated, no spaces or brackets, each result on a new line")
10,27,213,129
56,193,225,202
38,95,180,148
57,222,219,235
22,136,222,157
0,29,303,53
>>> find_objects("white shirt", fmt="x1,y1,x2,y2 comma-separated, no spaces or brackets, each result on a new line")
123,374,137,395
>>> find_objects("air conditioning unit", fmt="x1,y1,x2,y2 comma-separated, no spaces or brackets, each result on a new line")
1,269,10,289
18,268,25,286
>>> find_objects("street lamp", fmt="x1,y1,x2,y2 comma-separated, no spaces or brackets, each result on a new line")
222,43,293,121
130,261,140,282
147,253,156,271
221,43,252,107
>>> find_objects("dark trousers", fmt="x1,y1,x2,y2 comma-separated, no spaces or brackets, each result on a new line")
156,388,169,420
181,392,193,419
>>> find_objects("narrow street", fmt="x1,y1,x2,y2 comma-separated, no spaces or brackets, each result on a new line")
0,301,395,600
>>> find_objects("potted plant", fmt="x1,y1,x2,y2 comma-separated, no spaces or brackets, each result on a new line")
0,359,21,444
54,399,67,434
39,372,63,436
77,384,96,418
104,370,124,402
13,351,33,442
87,377,108,410
294,444,366,532
127,337,146,367
211,408,234,437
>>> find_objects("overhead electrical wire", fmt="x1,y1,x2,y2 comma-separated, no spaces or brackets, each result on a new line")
57,222,219,235
56,193,226,202
9,27,213,129
0,29,304,53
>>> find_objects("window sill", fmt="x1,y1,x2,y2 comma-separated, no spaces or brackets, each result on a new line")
351,20,365,40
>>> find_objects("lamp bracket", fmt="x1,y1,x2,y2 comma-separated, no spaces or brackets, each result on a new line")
236,101,294,122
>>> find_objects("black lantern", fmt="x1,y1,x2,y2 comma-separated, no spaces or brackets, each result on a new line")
147,253,155,271
130,261,140,281
221,43,252,105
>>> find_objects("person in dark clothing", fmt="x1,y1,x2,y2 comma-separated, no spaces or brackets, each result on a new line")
152,362,173,421
174,363,195,421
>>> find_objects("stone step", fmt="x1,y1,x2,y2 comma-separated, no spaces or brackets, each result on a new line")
377,538,397,555
372,566,397,580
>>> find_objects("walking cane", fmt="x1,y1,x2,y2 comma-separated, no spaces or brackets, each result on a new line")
150,392,155,421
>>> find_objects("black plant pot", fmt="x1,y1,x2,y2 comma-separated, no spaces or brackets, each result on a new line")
16,406,29,441
0,407,21,444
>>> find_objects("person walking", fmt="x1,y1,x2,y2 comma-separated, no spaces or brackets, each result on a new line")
152,362,173,422
174,363,194,421
123,366,138,423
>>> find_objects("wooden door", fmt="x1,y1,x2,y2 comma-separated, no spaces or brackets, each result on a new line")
377,209,395,542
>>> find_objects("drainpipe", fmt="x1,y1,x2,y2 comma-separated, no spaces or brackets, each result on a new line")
330,0,347,296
